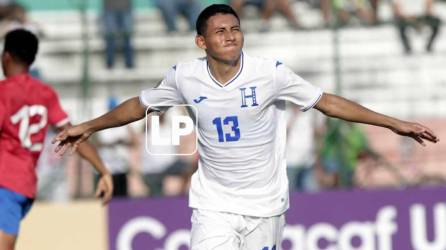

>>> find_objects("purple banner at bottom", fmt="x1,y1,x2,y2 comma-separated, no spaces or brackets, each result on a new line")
108,186,446,250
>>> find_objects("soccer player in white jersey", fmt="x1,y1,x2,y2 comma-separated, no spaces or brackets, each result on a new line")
53,4,439,250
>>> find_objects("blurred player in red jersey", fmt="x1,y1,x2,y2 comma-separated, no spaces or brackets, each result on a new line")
0,29,114,250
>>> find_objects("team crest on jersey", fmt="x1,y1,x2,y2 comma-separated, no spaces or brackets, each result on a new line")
240,86,259,108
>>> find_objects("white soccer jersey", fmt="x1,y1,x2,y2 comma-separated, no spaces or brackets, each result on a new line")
140,52,323,217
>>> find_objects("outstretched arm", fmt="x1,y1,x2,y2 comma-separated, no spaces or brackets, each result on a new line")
314,93,439,146
53,97,147,154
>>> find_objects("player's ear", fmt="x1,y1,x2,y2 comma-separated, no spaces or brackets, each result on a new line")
195,35,207,50
1,51,10,65
2,51,10,61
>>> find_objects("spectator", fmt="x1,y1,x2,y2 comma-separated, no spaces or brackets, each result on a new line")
0,3,44,78
269,0,301,30
94,97,137,197
316,119,369,189
0,3,42,36
0,0,13,21
231,0,300,31
369,0,380,23
392,0,441,54
323,0,380,25
319,0,332,27
101,0,135,69
321,0,375,26
154,0,201,33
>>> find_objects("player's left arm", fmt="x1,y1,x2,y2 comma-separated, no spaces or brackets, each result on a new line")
314,93,439,146
55,123,113,205
47,88,113,205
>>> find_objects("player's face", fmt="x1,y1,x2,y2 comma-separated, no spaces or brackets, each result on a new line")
196,13,244,64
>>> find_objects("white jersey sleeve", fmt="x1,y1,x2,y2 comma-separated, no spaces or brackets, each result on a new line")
274,63,323,111
139,66,184,110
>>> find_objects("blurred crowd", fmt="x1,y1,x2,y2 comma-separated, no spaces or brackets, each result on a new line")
98,0,442,57
0,0,444,201
0,0,442,69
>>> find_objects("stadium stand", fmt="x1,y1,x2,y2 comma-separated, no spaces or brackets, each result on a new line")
19,1,446,122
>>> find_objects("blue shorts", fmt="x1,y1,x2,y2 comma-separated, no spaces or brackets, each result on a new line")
0,188,34,235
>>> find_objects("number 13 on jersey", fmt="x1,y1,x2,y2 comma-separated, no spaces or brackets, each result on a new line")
212,115,240,142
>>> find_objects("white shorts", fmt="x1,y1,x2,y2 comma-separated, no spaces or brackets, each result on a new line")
190,209,285,250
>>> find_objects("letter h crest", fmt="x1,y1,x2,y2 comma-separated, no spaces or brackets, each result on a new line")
240,86,259,108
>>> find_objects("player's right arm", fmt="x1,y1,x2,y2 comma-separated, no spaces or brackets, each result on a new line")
54,65,182,154
53,97,147,154
273,62,439,146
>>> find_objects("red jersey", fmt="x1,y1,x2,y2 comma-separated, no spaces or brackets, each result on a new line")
0,73,68,198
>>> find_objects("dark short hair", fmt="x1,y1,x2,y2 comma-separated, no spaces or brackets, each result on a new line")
4,29,38,66
196,4,240,36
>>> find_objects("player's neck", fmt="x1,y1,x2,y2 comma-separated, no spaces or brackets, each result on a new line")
207,56,241,86
5,65,28,78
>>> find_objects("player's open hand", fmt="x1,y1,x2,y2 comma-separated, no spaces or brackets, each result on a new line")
96,173,113,205
52,123,92,155
391,121,439,146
